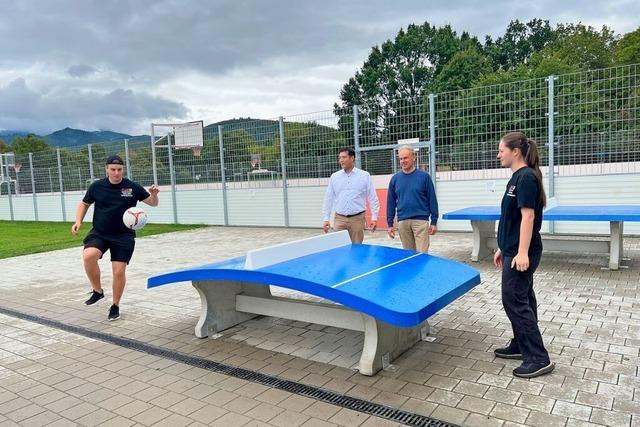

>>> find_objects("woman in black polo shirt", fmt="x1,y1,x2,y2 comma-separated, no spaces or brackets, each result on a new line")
493,131,554,378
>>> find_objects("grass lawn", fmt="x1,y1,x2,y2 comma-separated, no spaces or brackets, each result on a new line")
0,220,208,259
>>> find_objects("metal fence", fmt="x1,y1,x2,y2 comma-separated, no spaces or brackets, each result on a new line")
1,63,639,222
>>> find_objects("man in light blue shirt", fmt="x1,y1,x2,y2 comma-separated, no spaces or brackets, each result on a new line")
322,148,380,243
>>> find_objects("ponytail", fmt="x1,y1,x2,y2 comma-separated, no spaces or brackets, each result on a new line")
501,132,547,208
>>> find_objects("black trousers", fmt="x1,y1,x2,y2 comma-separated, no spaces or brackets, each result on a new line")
501,253,550,364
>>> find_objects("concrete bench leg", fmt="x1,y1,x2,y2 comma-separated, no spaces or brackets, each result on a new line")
358,315,428,376
192,280,272,338
471,220,495,261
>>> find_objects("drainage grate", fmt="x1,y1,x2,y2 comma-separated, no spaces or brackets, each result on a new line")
0,305,459,427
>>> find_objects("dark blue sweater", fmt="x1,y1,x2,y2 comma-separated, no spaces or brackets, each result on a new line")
387,169,439,227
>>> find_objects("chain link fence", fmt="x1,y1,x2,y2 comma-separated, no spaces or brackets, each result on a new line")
1,63,639,221
436,77,549,177
555,65,640,175
357,98,433,176
284,109,350,186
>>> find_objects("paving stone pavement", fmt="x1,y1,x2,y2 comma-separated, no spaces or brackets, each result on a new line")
0,226,639,427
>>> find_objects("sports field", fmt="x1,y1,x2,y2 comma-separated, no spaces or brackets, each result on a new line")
0,220,207,259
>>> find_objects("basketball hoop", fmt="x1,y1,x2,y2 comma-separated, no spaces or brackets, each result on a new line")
192,146,202,157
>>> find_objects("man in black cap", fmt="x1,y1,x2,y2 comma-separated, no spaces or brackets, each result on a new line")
71,155,159,321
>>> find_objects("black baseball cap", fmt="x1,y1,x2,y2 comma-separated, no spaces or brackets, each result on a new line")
106,155,124,165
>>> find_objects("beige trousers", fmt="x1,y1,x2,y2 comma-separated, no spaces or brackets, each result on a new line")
334,213,366,243
398,219,430,253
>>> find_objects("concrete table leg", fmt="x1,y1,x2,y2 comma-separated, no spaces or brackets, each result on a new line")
471,220,496,261
192,280,272,338
609,221,623,270
358,315,428,376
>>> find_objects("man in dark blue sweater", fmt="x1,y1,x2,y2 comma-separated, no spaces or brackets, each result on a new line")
386,146,439,253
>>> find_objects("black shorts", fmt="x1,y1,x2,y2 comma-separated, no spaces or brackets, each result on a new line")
83,230,136,264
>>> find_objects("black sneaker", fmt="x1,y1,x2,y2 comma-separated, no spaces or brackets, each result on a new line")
513,361,555,378
108,304,120,321
85,290,104,306
494,340,523,360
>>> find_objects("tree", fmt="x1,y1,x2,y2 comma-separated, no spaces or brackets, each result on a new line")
542,24,616,70
432,48,492,92
484,19,557,70
10,134,51,154
526,55,580,78
0,139,8,154
337,23,480,110
334,22,482,168
614,27,640,65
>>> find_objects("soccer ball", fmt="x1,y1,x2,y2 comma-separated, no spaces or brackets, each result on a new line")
123,206,148,231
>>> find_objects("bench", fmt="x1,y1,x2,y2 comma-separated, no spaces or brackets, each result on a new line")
443,205,640,270
147,231,480,375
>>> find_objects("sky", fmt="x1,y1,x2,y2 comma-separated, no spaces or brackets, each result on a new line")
0,0,638,135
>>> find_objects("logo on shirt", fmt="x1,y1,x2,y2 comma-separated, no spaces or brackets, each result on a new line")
121,188,133,197
507,185,516,197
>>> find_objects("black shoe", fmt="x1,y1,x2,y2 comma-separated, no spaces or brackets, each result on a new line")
85,290,104,306
494,340,522,359
108,304,120,321
513,361,555,378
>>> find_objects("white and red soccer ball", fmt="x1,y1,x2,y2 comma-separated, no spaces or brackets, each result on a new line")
122,206,148,230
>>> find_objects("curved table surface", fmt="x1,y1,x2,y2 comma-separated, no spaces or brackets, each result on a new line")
148,244,481,327
443,205,640,222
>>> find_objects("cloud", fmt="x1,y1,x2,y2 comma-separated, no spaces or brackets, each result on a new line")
0,0,386,80
68,64,97,78
0,78,188,134
0,0,638,134
2,2,638,76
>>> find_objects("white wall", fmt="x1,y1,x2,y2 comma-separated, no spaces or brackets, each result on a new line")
436,179,508,232
0,195,11,219
437,177,553,234
64,194,86,222
227,188,285,226
2,173,639,235
552,174,640,234
36,194,66,221
11,196,37,221
174,190,225,225
288,187,325,227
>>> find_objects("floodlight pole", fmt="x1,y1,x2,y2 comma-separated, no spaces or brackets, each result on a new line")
218,125,229,226
151,124,158,185
167,133,178,224
56,148,66,221
29,153,38,220
353,105,361,169
3,181,13,220
88,144,95,181
1,153,14,220
279,117,289,227
547,75,557,234
429,94,437,192
124,138,132,180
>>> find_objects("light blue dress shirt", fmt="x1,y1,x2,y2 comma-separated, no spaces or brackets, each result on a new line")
322,167,380,221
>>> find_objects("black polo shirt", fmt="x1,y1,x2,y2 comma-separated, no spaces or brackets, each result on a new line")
83,178,150,236
497,167,543,257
